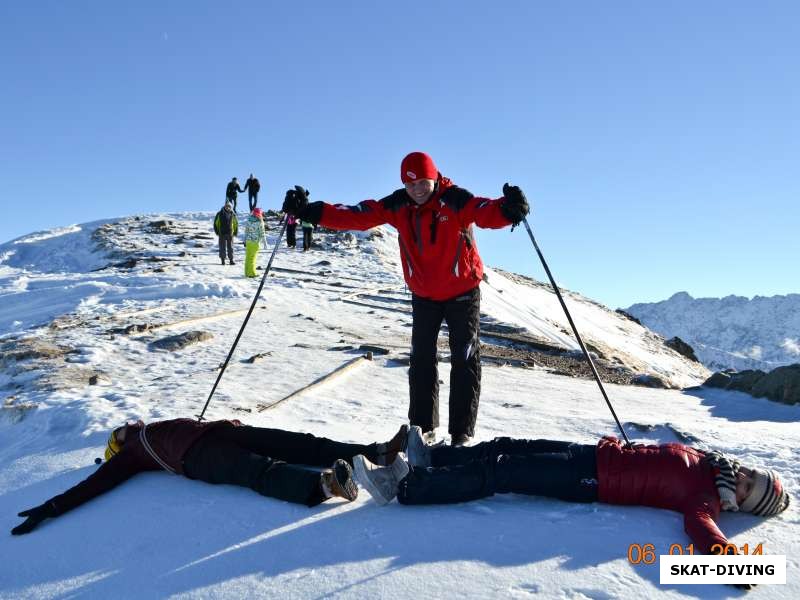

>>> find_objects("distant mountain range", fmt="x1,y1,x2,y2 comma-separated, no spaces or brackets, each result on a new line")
625,292,800,371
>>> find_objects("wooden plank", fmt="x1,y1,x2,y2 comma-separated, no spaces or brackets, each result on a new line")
256,353,373,412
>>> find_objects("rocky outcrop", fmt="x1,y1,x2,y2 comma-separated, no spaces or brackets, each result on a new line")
665,337,699,362
149,331,213,352
703,364,800,405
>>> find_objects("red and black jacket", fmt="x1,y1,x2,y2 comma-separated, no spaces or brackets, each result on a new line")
303,176,513,301
596,437,729,553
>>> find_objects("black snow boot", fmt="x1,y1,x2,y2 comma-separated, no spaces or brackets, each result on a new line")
321,459,358,502
371,424,409,466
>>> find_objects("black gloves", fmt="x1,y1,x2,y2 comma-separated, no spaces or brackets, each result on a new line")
500,183,530,225
282,185,310,216
11,501,56,535
730,583,756,591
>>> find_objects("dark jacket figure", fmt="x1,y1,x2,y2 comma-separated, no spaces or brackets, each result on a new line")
225,177,245,212
11,419,408,535
244,174,261,211
395,435,790,555
282,152,529,444
214,203,239,265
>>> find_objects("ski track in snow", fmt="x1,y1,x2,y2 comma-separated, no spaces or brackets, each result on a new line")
0,212,796,599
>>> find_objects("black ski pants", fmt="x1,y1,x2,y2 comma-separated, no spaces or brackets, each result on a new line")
218,236,234,262
183,425,375,506
302,227,313,251
409,286,481,437
398,438,598,505
286,224,297,247
248,190,258,212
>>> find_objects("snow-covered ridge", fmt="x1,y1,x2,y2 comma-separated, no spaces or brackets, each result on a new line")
626,291,800,371
0,212,708,389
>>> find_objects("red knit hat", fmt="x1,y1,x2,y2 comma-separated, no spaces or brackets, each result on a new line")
401,152,438,183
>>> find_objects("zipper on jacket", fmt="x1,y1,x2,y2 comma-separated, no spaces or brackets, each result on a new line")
414,212,423,253
451,233,464,277
398,237,414,278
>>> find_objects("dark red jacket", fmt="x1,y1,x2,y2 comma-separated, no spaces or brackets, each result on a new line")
49,419,237,516
317,176,512,301
596,437,728,553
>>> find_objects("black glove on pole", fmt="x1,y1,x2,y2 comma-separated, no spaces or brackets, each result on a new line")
11,501,56,535
520,217,631,446
501,183,530,225
197,215,289,421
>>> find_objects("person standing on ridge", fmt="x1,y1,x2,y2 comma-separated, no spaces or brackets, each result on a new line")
244,208,266,277
300,218,314,251
244,173,261,212
286,214,298,248
226,177,245,213
214,201,238,266
281,152,529,446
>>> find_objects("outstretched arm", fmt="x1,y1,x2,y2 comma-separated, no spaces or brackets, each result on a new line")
683,495,729,554
282,186,393,231
11,452,143,535
453,184,529,229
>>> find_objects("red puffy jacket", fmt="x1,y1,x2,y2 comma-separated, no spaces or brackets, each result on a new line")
596,437,728,553
49,419,238,515
317,176,512,301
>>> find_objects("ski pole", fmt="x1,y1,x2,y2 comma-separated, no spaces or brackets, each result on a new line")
197,215,288,421
521,218,631,445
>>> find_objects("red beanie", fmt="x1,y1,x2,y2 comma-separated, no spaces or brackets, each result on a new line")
400,152,438,183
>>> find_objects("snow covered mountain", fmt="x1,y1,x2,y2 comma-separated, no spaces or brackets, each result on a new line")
626,292,800,372
0,213,797,599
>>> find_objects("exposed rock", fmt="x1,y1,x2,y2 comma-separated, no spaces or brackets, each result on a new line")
246,352,272,363
358,344,390,355
2,397,37,423
703,365,800,405
112,257,139,269
703,371,733,388
615,309,642,326
108,323,154,335
631,374,670,389
750,364,800,405
149,331,213,351
0,338,74,364
665,336,699,362
147,219,174,232
726,369,767,393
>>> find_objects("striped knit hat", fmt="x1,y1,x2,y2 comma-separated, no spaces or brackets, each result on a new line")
739,468,790,517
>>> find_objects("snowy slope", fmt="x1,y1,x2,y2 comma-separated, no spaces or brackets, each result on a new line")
626,292,800,372
0,213,796,599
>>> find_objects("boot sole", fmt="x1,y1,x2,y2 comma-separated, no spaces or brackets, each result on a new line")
333,459,358,501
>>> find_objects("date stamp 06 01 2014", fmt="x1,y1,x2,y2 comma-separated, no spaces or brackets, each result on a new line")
627,543,786,586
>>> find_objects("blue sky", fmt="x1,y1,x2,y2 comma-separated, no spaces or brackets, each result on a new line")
1,1,798,309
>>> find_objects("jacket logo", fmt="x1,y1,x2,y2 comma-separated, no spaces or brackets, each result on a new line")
406,170,417,180
439,215,448,222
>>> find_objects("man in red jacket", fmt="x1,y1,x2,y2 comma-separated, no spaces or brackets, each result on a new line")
281,152,530,446
353,428,790,558
11,418,408,535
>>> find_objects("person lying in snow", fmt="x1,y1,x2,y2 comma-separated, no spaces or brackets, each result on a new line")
354,427,790,554
11,419,408,535
281,152,530,448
